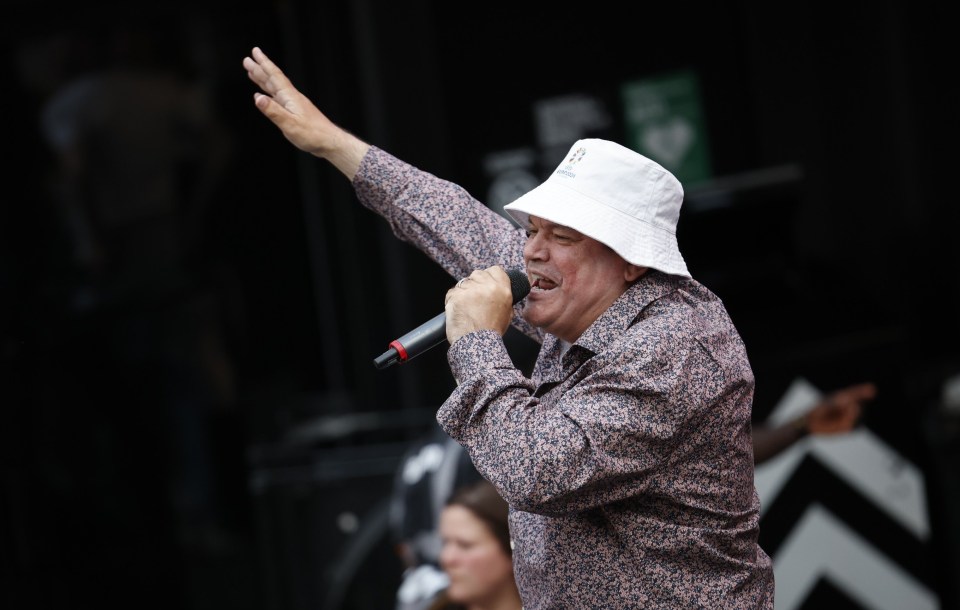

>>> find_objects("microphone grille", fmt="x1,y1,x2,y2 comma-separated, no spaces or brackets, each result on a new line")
506,267,531,303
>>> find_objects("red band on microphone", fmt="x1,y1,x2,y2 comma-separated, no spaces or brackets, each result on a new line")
389,340,409,362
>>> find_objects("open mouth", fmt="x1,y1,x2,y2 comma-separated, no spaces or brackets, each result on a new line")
531,274,558,291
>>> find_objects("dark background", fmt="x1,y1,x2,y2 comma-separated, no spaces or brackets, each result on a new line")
2,1,958,609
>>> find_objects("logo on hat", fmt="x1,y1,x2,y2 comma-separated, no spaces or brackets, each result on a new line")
556,147,587,178
567,147,587,166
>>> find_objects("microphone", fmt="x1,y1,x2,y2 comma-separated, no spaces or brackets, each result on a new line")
373,267,530,370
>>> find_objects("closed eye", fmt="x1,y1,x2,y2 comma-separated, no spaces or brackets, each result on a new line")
526,224,581,243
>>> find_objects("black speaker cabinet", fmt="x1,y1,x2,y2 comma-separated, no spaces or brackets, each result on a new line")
248,440,409,610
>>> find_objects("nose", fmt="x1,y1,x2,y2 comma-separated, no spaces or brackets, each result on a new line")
439,543,458,569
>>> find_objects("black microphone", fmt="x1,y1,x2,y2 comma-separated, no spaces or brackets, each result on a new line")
373,267,530,370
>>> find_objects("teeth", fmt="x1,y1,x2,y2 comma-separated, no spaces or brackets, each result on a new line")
529,272,557,291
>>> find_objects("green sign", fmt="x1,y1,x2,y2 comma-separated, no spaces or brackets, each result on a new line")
621,70,712,186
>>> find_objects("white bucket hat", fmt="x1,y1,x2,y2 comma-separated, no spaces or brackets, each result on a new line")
503,138,690,278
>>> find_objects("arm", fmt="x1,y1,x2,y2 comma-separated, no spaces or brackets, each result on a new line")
753,381,877,465
243,45,525,275
244,47,539,343
243,47,369,180
437,320,751,516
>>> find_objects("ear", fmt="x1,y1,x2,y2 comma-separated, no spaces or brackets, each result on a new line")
624,264,648,283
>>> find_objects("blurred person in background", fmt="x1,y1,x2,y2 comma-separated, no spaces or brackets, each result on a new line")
392,424,485,610
427,480,521,610
37,16,238,554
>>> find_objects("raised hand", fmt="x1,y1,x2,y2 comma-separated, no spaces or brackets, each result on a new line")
805,381,877,435
243,46,369,179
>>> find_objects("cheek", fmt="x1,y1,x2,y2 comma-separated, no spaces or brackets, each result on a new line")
573,258,622,295
464,549,513,584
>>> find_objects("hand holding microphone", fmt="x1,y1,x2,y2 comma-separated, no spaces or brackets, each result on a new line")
444,266,522,344
373,266,530,369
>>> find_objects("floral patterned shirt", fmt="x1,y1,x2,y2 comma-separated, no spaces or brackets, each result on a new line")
354,146,774,608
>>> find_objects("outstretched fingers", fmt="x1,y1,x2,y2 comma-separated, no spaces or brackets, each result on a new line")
243,48,304,121
243,48,289,97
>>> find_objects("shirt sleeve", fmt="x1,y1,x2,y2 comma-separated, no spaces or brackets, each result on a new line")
352,147,521,280
352,146,541,342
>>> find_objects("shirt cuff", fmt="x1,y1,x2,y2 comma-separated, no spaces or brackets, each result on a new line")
447,329,515,385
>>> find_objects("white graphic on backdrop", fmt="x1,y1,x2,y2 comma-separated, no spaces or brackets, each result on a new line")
774,504,937,610
755,378,937,609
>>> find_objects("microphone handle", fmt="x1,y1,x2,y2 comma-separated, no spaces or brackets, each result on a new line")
373,312,446,370
374,267,529,370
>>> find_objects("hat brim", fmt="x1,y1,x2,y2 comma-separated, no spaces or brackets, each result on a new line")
504,180,690,278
